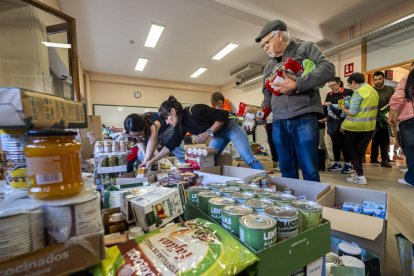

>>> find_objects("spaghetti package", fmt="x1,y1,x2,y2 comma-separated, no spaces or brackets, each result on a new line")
94,218,258,275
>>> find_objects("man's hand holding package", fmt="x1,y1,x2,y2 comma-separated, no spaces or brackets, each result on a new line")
273,72,297,95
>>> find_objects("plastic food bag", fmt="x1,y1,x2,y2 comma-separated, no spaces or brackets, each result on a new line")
94,218,258,275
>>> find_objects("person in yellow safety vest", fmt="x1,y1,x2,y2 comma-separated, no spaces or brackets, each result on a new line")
340,72,379,185
210,92,238,114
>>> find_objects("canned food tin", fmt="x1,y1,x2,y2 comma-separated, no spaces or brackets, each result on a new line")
270,192,297,206
187,186,210,206
207,183,228,191
254,188,274,199
221,205,253,236
198,191,221,213
265,205,299,241
246,198,273,213
282,187,294,195
119,141,127,152
112,141,120,152
108,154,118,167
43,191,102,242
208,197,236,223
240,184,259,192
225,180,244,187
94,141,104,153
104,141,112,152
291,200,322,232
260,177,271,188
219,186,240,197
231,191,255,203
239,214,277,251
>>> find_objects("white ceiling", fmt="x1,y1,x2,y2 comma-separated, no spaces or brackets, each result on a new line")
59,0,405,86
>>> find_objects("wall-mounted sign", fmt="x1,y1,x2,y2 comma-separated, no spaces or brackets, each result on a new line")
344,63,354,77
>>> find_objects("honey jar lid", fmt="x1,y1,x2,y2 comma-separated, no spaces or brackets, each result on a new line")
27,130,77,136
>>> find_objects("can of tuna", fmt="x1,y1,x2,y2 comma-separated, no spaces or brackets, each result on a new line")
246,198,273,213
225,180,244,187
260,177,271,188
254,188,274,199
221,205,253,236
219,186,240,197
43,190,102,243
208,197,236,223
187,186,210,206
207,183,227,191
291,200,322,232
198,191,221,213
231,191,255,203
270,192,297,206
240,184,259,192
239,214,277,251
265,205,299,241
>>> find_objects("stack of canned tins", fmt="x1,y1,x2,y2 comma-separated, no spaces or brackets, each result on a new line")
186,177,323,251
0,130,29,189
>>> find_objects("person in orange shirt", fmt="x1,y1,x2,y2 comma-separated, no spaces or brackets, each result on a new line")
210,92,237,114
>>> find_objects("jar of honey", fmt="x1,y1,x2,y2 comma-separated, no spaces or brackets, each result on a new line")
24,130,83,200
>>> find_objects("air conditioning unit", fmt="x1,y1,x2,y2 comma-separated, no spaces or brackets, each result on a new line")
230,63,262,80
234,73,263,89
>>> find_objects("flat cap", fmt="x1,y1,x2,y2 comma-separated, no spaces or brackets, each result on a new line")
255,20,287,42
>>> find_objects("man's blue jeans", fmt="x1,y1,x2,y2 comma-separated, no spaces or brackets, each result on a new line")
400,118,414,185
273,113,320,182
209,119,264,170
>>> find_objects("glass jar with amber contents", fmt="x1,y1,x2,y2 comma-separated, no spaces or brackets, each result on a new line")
24,130,83,199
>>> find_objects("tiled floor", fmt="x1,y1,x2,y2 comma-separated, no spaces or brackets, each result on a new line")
320,160,412,275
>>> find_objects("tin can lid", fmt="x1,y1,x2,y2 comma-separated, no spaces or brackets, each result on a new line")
246,198,272,209
219,186,240,193
27,129,77,136
209,197,236,205
326,252,343,266
222,205,253,215
187,186,209,191
270,192,296,201
265,205,298,218
208,183,228,188
292,200,322,211
340,256,365,269
231,191,255,199
338,242,362,256
240,214,276,229
198,191,221,197
225,180,244,186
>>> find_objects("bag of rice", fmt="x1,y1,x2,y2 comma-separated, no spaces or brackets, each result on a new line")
94,218,258,275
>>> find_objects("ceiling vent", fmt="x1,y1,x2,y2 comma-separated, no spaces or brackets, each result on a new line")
231,63,263,89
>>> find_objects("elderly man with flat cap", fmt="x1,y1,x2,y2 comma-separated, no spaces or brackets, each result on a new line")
256,20,335,182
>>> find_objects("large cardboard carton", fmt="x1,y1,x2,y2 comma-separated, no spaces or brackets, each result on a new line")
0,87,87,129
0,232,104,276
196,165,266,184
387,194,414,244
270,176,331,201
78,115,103,160
318,185,387,269
130,187,183,231
238,156,274,171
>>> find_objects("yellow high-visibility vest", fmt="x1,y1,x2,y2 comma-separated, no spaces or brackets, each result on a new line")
342,84,379,132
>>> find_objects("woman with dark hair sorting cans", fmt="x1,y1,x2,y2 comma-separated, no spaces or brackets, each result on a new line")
139,96,264,170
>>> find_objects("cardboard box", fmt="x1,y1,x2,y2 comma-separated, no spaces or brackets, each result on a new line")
196,165,266,185
270,176,331,201
318,185,388,269
184,202,330,275
130,187,183,231
0,87,87,129
119,188,155,224
216,153,233,166
238,156,274,171
78,115,103,160
116,171,157,187
0,232,104,276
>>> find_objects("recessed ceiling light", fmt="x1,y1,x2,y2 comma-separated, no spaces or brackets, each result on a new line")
41,42,71,49
190,68,207,78
145,24,165,48
212,43,238,60
135,58,148,71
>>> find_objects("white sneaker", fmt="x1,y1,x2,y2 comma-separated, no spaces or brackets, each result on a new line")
398,179,412,186
346,175,367,185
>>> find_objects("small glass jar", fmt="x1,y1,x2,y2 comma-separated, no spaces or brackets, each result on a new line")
108,213,126,234
24,130,83,200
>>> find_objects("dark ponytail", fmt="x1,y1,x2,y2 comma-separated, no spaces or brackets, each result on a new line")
404,69,414,102
123,113,152,138
159,96,183,121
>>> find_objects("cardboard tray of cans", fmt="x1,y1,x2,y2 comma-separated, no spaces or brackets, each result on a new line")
0,232,104,276
184,202,331,276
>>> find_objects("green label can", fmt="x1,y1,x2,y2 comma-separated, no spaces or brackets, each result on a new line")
240,184,259,192
254,188,274,199
225,180,244,187
246,198,273,213
219,186,240,197
208,197,236,223
187,186,209,206
265,205,299,241
291,200,322,232
270,192,297,206
221,205,253,236
239,214,277,251
231,191,255,203
207,183,228,191
197,191,221,213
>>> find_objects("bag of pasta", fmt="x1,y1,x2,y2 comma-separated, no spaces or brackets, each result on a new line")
93,218,258,275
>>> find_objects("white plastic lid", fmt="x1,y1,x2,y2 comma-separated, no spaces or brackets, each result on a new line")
129,226,143,235
110,213,124,222
338,242,362,256
341,256,365,269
